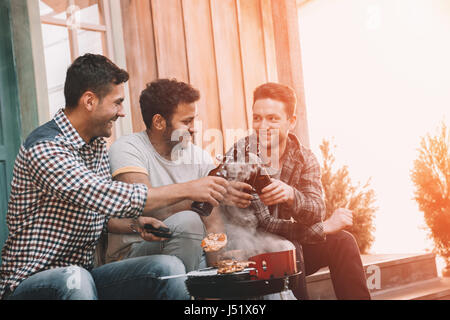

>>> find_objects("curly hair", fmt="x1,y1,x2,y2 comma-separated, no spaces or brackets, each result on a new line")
139,79,200,129
253,83,297,118
64,54,129,108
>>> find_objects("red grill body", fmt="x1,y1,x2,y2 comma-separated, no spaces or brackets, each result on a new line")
248,249,298,280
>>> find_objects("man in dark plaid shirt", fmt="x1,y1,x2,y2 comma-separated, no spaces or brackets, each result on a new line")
0,54,227,300
222,83,371,300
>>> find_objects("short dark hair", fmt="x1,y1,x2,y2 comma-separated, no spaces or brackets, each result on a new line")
64,54,129,108
139,79,200,129
253,83,297,118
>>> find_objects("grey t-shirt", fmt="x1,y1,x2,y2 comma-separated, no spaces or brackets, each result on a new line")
106,131,215,261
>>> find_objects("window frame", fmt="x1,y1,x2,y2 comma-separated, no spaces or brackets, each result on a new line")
39,0,113,63
37,0,133,142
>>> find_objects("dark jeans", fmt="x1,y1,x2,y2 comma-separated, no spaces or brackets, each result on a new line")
3,255,190,300
293,230,371,300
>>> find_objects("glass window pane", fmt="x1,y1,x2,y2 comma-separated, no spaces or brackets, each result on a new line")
75,1,101,25
39,0,69,16
53,10,67,21
40,24,72,116
39,0,108,117
78,30,104,56
40,0,103,27
49,88,66,118
39,1,53,15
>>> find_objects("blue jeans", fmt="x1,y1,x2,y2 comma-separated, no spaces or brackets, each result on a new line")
4,255,189,300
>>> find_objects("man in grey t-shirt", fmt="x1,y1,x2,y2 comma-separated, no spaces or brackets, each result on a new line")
106,79,221,272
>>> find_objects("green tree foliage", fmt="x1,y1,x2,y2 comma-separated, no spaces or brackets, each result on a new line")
411,122,450,272
319,139,377,254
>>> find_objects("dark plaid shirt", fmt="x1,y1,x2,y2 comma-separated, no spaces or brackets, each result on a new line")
0,109,148,298
226,133,326,244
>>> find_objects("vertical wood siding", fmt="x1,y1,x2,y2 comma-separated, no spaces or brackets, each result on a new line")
120,0,309,151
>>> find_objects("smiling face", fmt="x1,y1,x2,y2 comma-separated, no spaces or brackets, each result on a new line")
90,83,126,139
163,102,197,149
252,98,296,156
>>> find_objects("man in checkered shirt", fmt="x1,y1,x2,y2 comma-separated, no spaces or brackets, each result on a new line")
221,83,371,300
0,54,228,300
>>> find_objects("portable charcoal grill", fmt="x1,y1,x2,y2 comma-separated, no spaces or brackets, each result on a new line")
185,269,301,299
162,249,301,299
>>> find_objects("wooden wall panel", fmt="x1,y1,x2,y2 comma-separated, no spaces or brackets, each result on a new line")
271,1,292,87
120,0,309,148
120,0,157,132
181,0,222,154
236,0,268,129
271,0,310,146
210,0,248,151
260,0,278,83
151,0,189,81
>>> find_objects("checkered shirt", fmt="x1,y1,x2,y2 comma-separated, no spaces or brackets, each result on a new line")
0,109,148,298
226,133,326,244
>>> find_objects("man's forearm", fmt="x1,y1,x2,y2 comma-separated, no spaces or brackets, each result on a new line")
143,200,192,220
112,171,191,218
142,177,227,214
108,218,135,234
143,183,190,213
